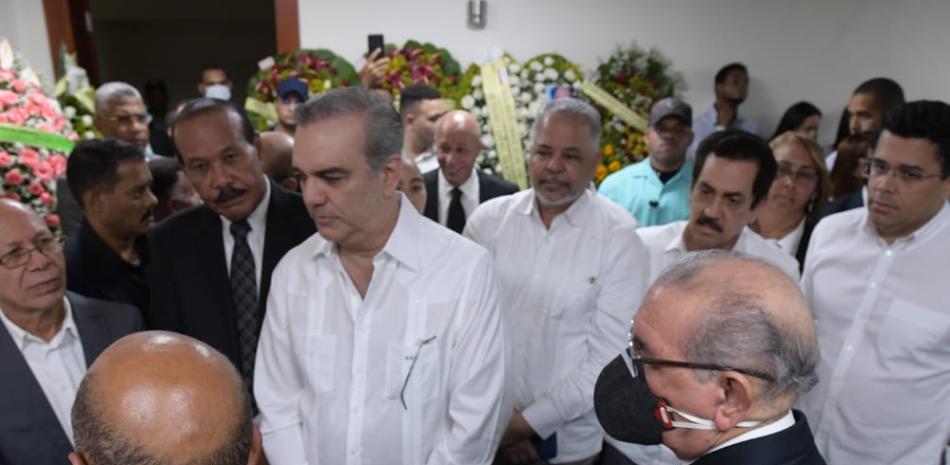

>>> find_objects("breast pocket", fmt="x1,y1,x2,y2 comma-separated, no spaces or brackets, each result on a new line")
305,334,337,393
880,298,950,360
550,275,598,325
384,340,442,408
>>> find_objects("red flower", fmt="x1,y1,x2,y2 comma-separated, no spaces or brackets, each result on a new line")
0,151,11,168
41,192,54,205
44,214,60,228
28,182,45,196
33,161,55,182
49,154,67,176
4,169,25,185
2,107,28,125
0,90,18,108
12,80,28,93
19,148,40,168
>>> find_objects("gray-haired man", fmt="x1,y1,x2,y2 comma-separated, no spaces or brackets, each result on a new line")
254,87,507,465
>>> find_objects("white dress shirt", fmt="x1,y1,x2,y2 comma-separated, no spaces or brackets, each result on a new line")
768,218,806,255
255,194,507,465
220,178,271,291
415,150,439,174
634,221,800,284
465,189,648,463
797,203,950,465
0,298,86,445
438,168,480,226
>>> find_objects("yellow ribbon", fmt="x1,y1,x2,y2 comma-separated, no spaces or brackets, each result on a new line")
579,81,648,132
480,60,528,189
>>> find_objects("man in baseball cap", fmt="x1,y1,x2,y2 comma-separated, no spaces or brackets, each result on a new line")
599,97,695,227
274,78,309,136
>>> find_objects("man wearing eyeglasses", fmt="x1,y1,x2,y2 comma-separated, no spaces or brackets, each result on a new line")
798,100,950,465
93,82,157,158
0,199,142,465
594,251,824,465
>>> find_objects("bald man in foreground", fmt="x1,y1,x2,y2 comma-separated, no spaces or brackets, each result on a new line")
69,331,262,465
423,110,518,233
595,251,825,465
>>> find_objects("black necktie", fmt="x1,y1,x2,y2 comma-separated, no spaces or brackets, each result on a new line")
447,187,466,233
230,220,259,390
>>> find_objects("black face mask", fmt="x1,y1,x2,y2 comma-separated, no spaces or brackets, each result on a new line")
594,351,668,445
594,351,763,445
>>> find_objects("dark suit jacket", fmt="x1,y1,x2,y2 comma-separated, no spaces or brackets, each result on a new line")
423,170,519,223
794,218,818,273
0,291,142,465
692,410,826,465
145,181,314,372
64,220,149,315
822,190,864,218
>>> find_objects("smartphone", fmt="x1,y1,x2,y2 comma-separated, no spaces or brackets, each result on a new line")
368,34,384,56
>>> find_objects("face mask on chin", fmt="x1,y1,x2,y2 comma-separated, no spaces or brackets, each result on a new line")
204,84,231,101
593,349,762,445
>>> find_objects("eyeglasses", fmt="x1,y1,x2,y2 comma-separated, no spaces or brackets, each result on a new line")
862,158,944,183
0,236,64,269
626,324,775,382
101,112,152,126
775,164,818,185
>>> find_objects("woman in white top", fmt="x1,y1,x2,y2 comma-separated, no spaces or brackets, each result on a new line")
751,131,830,269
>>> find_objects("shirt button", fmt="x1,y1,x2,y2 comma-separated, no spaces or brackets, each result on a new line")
885,250,893,257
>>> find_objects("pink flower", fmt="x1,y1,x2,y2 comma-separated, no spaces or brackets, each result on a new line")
27,92,47,106
4,169,25,185
12,80,27,93
2,192,21,202
0,90,18,108
40,192,54,205
48,154,67,176
28,182,46,196
2,108,28,125
37,123,56,134
33,161,54,182
0,151,11,168
44,214,60,228
19,148,39,168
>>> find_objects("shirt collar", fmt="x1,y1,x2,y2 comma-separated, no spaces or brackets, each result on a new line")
0,297,78,351
863,201,950,246
220,176,271,233
439,167,479,200
312,194,422,273
693,410,795,461
704,103,746,128
668,222,757,253
517,188,594,229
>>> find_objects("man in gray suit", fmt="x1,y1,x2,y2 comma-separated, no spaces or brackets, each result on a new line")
0,199,142,465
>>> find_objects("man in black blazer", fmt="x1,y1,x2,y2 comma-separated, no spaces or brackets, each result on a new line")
822,187,864,217
595,253,825,465
423,110,518,233
0,199,142,465
146,99,314,394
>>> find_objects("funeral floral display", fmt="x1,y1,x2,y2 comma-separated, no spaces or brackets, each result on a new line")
456,53,520,174
245,48,358,130
55,52,97,141
380,40,462,109
0,39,77,232
590,44,685,184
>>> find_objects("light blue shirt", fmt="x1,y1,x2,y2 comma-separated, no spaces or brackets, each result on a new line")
598,158,693,227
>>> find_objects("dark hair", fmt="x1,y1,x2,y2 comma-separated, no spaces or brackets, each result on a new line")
148,157,181,203
832,107,851,150
200,64,227,77
829,133,869,198
66,139,145,208
693,129,777,208
714,62,747,85
171,98,255,158
870,100,950,178
398,83,441,117
771,101,822,140
853,77,905,118
297,87,403,172
71,371,253,465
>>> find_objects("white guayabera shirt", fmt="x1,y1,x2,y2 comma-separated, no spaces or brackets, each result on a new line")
254,195,507,465
465,189,649,462
798,204,950,465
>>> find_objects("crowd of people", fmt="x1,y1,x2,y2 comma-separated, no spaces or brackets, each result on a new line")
0,55,948,465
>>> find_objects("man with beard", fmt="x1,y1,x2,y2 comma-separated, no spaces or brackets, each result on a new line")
146,99,314,398
465,98,649,465
691,63,758,158
599,98,695,226
634,130,797,282
273,78,307,137
798,101,950,465
64,139,156,314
